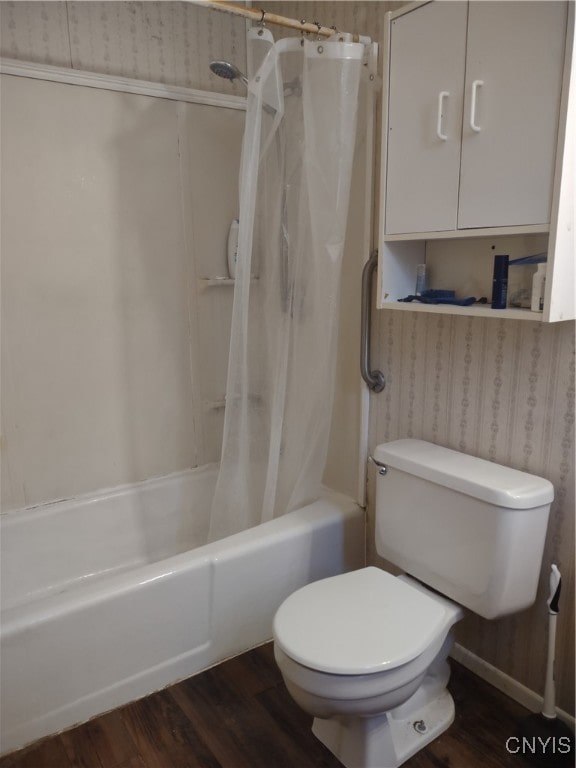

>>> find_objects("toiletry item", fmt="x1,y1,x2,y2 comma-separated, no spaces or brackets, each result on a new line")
491,254,509,309
227,219,239,279
415,264,427,296
508,254,547,308
531,262,547,312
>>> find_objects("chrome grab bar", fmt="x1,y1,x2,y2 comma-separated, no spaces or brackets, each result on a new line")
361,250,385,393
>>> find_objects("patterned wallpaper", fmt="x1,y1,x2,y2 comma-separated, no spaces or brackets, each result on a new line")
267,1,404,43
0,1,247,94
276,0,575,720
369,311,575,715
2,0,574,719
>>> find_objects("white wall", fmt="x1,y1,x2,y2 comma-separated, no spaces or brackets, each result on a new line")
0,1,249,511
0,1,373,509
1,73,244,510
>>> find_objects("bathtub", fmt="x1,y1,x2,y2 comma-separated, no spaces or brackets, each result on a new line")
0,465,365,755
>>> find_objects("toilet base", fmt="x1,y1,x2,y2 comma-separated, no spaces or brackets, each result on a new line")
312,687,455,768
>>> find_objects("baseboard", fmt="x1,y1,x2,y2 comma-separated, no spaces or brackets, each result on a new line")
451,644,575,730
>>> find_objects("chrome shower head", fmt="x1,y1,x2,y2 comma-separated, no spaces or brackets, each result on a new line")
210,60,248,87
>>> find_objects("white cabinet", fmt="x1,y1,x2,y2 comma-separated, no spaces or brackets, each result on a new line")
384,1,567,237
378,0,575,323
385,2,467,234
458,2,567,230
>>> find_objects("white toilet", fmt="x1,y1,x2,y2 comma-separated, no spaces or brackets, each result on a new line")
273,439,554,768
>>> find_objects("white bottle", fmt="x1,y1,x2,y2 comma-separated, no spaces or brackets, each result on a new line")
227,219,239,279
531,262,546,313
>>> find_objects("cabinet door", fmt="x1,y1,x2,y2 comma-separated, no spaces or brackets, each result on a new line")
458,1,567,229
385,1,468,235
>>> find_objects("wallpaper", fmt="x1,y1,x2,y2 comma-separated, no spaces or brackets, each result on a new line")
2,0,574,721
275,0,575,720
0,1,247,94
369,311,575,715
267,1,404,42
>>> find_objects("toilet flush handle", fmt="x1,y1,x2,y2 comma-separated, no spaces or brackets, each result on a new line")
368,455,387,476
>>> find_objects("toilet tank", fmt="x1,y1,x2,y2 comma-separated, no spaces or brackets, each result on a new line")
373,440,553,620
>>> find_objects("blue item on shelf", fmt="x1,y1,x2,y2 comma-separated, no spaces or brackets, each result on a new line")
398,290,481,306
491,254,509,309
509,253,547,266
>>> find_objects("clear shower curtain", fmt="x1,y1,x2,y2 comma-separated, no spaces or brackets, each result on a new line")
208,34,364,542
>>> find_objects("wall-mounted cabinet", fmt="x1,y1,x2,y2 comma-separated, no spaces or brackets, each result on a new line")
378,0,575,323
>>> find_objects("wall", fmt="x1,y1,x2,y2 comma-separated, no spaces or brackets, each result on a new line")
0,73,244,510
0,1,246,509
275,0,575,719
264,1,404,43
267,0,576,721
3,0,573,719
1,0,376,509
0,0,246,94
368,312,575,715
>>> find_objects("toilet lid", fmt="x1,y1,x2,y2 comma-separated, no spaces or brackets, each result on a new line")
273,567,450,675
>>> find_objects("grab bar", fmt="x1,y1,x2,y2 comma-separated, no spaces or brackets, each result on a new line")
361,250,385,392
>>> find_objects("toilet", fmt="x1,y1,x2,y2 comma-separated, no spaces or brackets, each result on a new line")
273,439,554,768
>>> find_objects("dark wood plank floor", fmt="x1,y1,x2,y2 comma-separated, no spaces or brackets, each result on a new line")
0,642,542,768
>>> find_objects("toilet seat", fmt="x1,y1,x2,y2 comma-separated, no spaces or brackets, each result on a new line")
273,567,454,675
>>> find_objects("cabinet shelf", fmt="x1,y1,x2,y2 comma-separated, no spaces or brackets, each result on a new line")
380,300,543,322
378,232,550,321
384,224,549,243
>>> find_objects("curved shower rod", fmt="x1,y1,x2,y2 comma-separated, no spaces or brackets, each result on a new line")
187,0,365,43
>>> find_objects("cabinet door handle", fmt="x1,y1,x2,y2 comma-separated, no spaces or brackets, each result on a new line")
436,91,449,140
470,79,484,132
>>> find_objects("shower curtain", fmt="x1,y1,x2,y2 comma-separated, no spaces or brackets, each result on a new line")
208,32,365,542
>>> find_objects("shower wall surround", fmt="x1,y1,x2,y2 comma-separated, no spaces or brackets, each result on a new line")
1,2,246,510
0,1,369,509
1,75,244,510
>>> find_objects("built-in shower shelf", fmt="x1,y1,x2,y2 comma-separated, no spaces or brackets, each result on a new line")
198,277,235,290
198,277,260,291
203,399,226,411
202,394,265,411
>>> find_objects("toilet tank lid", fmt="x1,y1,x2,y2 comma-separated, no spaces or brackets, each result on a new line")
373,440,554,509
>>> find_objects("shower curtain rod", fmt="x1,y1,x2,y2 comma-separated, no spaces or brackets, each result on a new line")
187,0,363,43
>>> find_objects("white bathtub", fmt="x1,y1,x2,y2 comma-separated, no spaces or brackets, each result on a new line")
0,465,365,755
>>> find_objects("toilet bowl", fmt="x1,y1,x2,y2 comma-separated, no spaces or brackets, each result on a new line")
272,440,553,768
273,567,464,768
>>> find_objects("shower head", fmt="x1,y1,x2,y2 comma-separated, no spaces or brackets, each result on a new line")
210,60,248,87
210,59,277,117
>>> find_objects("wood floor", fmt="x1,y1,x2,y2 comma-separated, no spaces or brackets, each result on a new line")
0,643,541,768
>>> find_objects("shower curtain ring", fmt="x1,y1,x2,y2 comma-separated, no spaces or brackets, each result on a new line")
259,9,266,25
315,21,322,39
